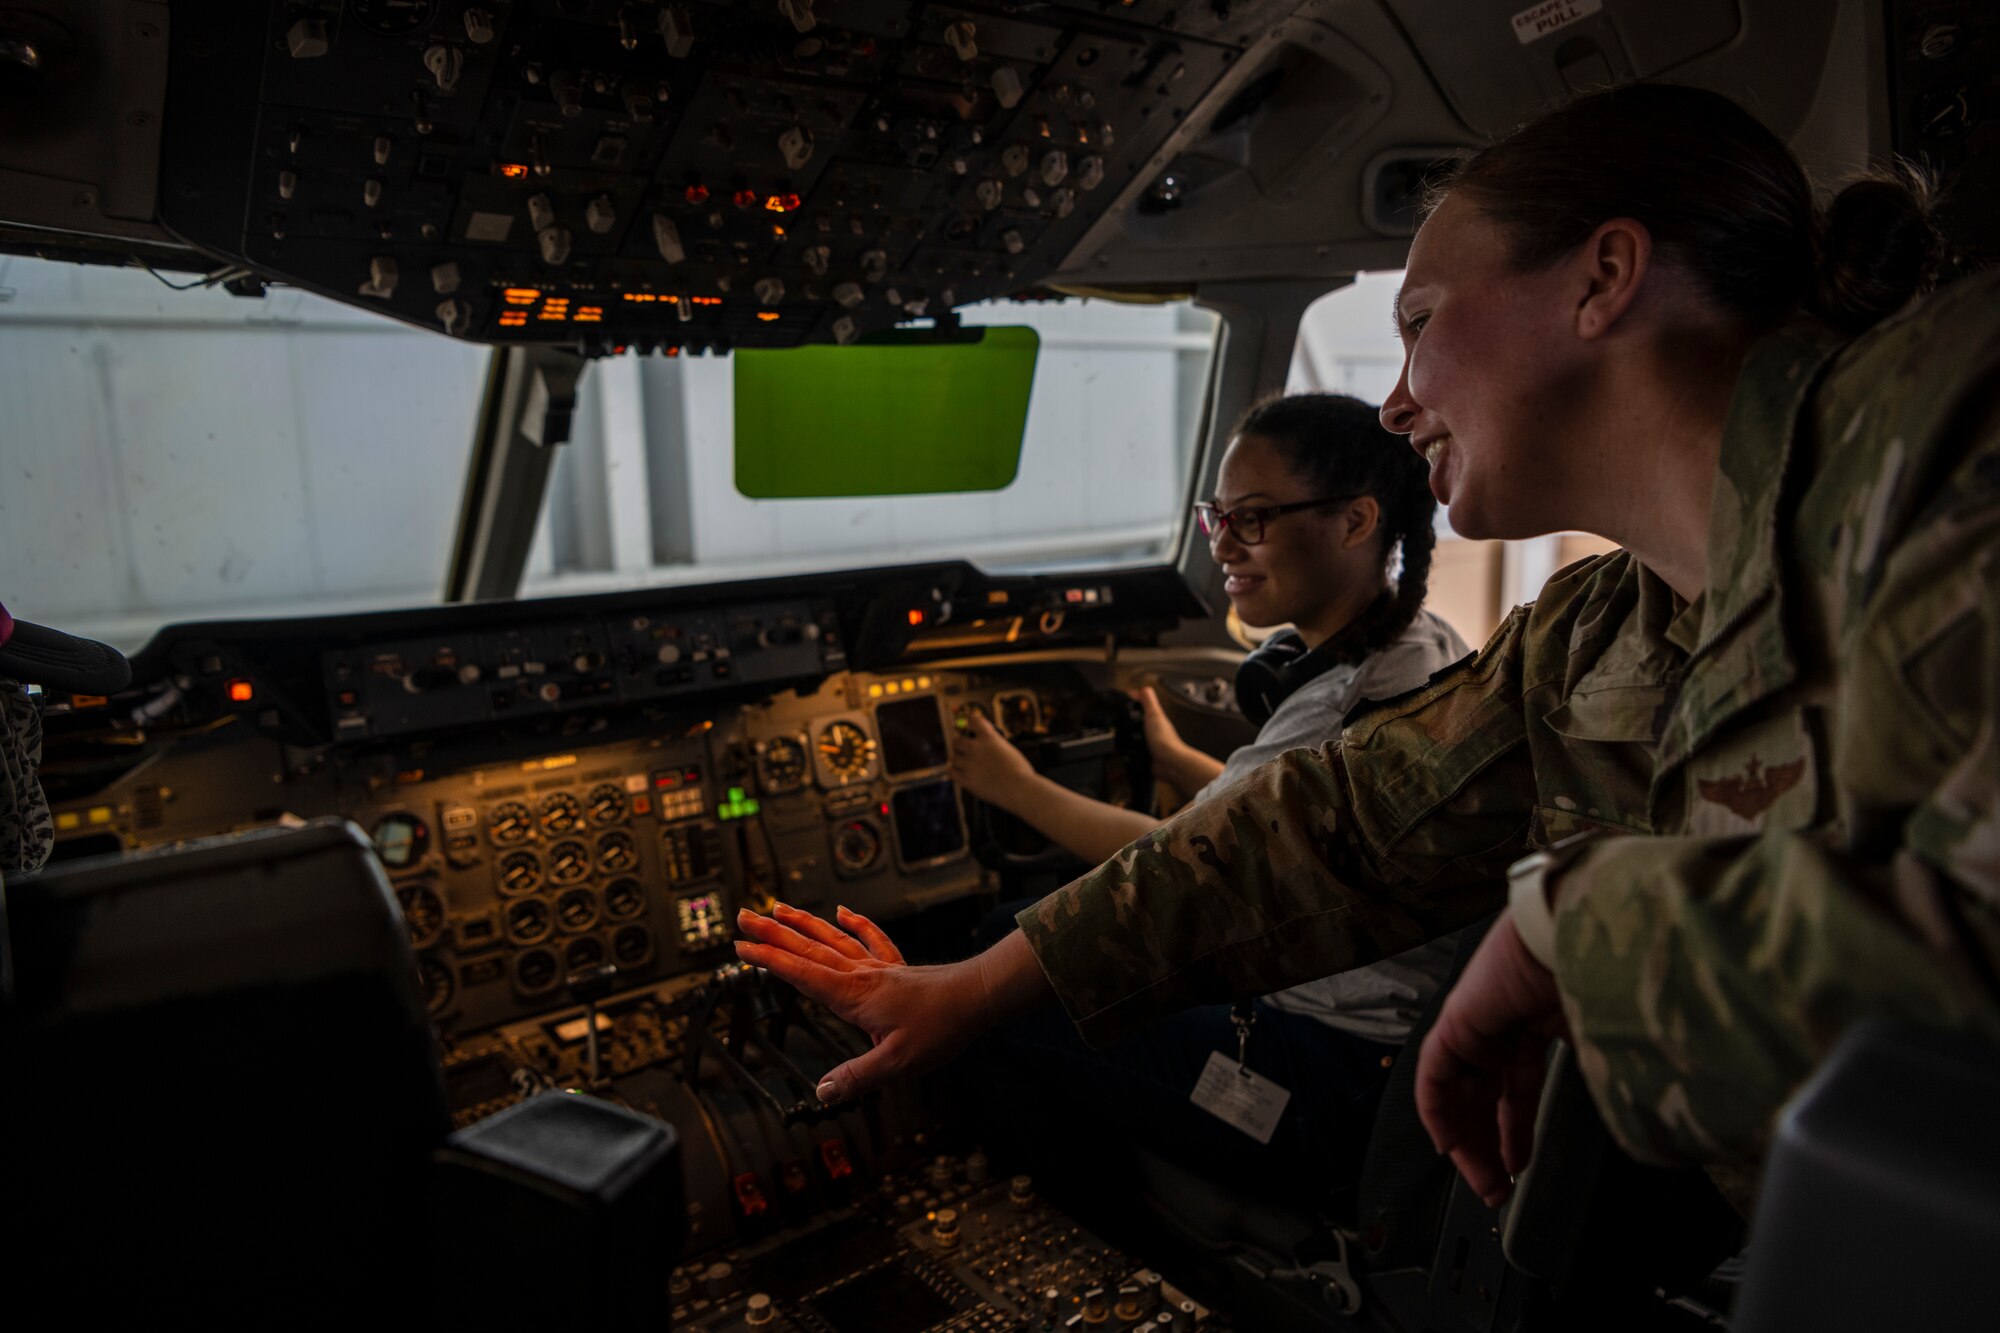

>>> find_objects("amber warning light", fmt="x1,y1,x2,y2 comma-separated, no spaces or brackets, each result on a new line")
226,679,255,703
497,162,530,179
906,609,925,627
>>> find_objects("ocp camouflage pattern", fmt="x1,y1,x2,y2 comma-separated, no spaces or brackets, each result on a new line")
1019,266,2000,1171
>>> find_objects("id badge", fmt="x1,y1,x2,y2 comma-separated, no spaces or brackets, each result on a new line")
1190,1052,1292,1145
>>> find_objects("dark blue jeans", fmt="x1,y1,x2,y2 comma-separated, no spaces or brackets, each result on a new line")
965,903,1400,1213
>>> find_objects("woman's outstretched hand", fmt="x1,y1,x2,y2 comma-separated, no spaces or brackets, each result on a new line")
734,902,1051,1103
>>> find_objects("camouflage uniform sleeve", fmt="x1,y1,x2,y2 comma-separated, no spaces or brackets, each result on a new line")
1554,430,2000,1168
1017,611,1538,1048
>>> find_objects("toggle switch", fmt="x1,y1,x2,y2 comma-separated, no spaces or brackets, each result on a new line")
586,195,617,233
653,215,685,263
286,18,329,59
537,227,572,266
659,5,694,58
779,125,815,169
358,256,398,299
431,262,462,295
945,21,978,62
992,66,1024,109
423,44,463,93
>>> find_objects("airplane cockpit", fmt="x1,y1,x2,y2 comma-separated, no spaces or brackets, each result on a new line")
3,2,1998,1329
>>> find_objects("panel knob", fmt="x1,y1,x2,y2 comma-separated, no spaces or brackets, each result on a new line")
285,18,329,59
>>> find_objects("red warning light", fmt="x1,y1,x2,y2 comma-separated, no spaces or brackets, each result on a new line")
906,609,925,627
226,679,255,703
763,192,802,213
684,181,710,205
731,188,759,209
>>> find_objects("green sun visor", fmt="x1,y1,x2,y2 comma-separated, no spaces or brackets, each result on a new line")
733,326,1038,498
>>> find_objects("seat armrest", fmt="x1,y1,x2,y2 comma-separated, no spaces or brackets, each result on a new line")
430,1092,684,1321
1734,1021,2000,1333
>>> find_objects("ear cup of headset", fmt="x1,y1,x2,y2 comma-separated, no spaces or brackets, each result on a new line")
1234,629,1309,727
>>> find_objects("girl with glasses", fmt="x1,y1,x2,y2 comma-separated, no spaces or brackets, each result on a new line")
943,392,1468,1205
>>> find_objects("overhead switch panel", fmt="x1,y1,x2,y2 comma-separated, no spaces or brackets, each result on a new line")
155,0,1290,351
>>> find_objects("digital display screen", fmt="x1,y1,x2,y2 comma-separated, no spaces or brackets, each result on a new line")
809,1265,957,1333
890,780,966,867
876,695,950,776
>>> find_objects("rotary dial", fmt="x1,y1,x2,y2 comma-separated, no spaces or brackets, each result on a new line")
540,791,584,834
497,850,541,895
596,830,637,873
548,839,591,884
817,720,876,786
831,818,884,874
396,882,445,950
557,887,601,932
488,800,533,845
605,877,646,920
587,782,628,825
759,735,809,791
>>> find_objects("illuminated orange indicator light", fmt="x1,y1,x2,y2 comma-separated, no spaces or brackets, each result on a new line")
684,182,710,205
503,287,541,305
756,311,780,322
226,679,255,703
771,225,787,238
906,609,925,626
763,193,802,213
498,162,530,179
623,292,661,302
576,306,604,322
499,312,528,327
732,188,759,209
691,295,722,306
665,346,681,357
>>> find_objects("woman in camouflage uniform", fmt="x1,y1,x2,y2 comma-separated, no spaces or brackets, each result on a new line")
734,84,2000,1207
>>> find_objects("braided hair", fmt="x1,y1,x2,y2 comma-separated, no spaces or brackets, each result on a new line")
1232,392,1438,664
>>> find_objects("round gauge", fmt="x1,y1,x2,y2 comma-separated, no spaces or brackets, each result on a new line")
613,924,653,967
497,850,542,896
540,791,584,834
547,839,591,884
565,936,606,973
831,818,884,874
604,877,646,920
996,692,1041,738
351,0,438,36
557,886,601,932
596,829,637,873
952,701,991,733
506,897,553,945
396,882,446,950
759,735,809,790
372,812,431,869
513,947,558,995
587,782,629,826
418,956,455,1017
817,720,876,785
488,801,533,846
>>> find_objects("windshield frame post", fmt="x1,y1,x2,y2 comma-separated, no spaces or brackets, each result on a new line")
444,344,588,602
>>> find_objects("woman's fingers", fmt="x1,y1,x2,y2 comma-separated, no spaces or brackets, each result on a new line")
736,908,861,971
836,905,906,964
771,900,870,961
733,940,853,1012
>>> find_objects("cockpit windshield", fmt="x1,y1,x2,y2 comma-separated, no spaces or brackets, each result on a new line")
0,252,1216,650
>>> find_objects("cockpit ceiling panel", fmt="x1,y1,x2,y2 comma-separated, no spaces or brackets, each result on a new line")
148,0,1296,351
